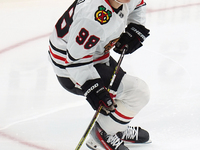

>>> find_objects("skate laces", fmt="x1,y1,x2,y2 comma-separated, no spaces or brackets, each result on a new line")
122,126,139,141
106,134,123,149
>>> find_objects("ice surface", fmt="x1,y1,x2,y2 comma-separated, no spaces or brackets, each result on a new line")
0,0,200,149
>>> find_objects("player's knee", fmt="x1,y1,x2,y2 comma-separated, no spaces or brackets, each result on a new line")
136,77,150,107
117,74,150,107
125,75,150,107
115,75,150,117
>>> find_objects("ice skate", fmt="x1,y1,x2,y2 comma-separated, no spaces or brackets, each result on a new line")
116,126,151,145
86,122,129,150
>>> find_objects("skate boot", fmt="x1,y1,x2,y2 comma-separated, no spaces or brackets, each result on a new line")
116,126,150,144
86,122,129,150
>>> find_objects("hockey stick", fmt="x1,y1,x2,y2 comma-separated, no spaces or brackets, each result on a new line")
75,48,127,150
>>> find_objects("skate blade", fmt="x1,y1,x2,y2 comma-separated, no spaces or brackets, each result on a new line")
86,138,152,150
124,139,152,146
86,138,105,150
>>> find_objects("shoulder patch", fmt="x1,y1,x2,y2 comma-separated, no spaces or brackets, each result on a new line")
104,38,119,53
95,6,112,25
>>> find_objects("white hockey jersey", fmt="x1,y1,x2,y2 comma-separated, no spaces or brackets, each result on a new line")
48,0,147,86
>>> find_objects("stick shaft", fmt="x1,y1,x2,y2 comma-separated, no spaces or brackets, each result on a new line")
108,49,126,91
75,105,102,150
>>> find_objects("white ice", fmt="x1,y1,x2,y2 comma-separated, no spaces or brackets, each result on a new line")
0,0,200,150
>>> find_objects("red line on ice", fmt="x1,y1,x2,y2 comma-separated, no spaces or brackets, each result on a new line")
0,33,51,54
0,131,55,150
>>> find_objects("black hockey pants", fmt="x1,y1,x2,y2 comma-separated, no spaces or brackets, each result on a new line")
56,56,126,95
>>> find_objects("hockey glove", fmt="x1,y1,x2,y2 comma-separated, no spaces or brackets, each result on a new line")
114,23,150,54
81,79,116,115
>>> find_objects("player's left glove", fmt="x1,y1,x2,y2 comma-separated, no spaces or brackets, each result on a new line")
81,79,116,115
114,23,150,54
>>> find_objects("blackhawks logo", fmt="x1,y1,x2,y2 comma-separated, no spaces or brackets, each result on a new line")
95,6,112,25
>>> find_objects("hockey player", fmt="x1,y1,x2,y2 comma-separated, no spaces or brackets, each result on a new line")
48,0,150,149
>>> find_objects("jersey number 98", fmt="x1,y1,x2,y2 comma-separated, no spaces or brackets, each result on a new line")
76,28,100,49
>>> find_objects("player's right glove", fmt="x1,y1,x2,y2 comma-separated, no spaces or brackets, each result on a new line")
114,23,150,54
81,79,116,115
